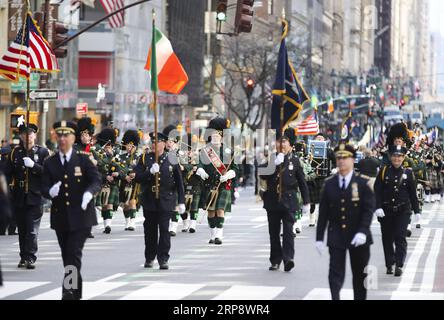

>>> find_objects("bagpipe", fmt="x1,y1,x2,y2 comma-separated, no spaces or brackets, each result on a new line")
306,140,331,178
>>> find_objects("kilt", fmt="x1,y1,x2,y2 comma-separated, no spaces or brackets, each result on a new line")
204,188,231,212
308,178,325,204
427,168,441,190
189,191,201,213
98,184,120,209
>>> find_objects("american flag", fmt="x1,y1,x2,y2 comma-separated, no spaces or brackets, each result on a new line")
296,109,319,136
0,13,59,81
374,129,386,149
100,0,125,28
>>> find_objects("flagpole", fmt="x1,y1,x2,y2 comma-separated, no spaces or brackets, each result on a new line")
278,17,286,202
152,9,159,199
24,8,30,194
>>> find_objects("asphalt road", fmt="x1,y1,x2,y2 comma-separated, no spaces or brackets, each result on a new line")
1,187,444,300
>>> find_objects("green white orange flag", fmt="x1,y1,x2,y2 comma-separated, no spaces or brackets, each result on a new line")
145,26,188,94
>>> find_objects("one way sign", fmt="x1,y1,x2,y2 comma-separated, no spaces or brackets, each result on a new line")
29,89,59,101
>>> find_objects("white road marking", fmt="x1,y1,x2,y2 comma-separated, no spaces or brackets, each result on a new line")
213,285,284,300
420,229,443,293
0,282,50,299
303,288,353,300
120,283,205,300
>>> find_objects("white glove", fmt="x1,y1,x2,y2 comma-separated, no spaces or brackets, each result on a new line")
351,232,367,247
196,168,209,180
374,208,385,218
234,191,240,199
302,204,310,215
81,192,93,211
220,169,236,183
274,153,285,166
23,157,35,168
49,181,62,199
150,163,160,174
331,168,338,175
315,241,324,256
178,203,186,214
414,213,421,224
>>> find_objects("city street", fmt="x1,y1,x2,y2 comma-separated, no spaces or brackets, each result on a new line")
1,187,444,300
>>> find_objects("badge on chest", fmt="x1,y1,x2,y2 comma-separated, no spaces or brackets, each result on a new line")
351,182,359,201
74,166,83,176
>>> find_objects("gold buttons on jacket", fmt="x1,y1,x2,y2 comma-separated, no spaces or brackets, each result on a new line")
341,199,345,203
65,193,69,197
64,175,68,179
65,184,68,188
342,216,346,220
341,208,345,212
342,224,347,229
66,201,70,206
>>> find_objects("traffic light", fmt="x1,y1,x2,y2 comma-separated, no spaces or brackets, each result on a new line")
216,0,228,22
246,78,254,98
234,0,254,34
52,22,68,58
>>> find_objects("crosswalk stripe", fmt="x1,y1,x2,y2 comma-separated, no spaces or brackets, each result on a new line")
392,228,431,295
420,229,443,293
303,288,354,300
213,285,284,300
0,282,50,299
120,283,205,300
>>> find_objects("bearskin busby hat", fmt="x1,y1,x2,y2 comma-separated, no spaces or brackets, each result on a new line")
122,129,140,147
97,127,116,146
163,124,180,142
386,122,410,147
77,117,95,135
208,117,230,134
280,127,297,146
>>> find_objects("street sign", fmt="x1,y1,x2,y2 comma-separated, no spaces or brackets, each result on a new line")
29,89,59,101
11,73,40,92
76,103,88,115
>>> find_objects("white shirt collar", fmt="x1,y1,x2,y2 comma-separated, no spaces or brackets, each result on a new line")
338,170,354,189
59,148,73,163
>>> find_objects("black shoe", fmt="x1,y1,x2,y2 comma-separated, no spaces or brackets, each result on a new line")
124,227,129,231
189,228,196,233
8,231,18,235
103,226,111,234
214,238,222,245
17,259,26,268
127,227,135,231
209,239,215,244
61,290,76,300
309,224,315,228
295,228,301,234
144,260,154,268
284,260,295,272
269,264,280,271
159,262,169,270
25,260,36,270
386,266,394,275
87,233,95,239
170,231,176,237
406,229,412,238
416,224,421,229
395,267,403,277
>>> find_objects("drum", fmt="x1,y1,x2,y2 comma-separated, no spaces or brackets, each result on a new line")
416,183,425,205
307,140,331,178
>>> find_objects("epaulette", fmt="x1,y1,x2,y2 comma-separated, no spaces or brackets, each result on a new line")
77,150,90,156
324,174,337,183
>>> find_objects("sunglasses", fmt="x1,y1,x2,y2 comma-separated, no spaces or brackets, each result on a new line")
56,133,70,138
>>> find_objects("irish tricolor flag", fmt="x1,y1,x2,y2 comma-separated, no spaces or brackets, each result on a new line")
145,26,188,95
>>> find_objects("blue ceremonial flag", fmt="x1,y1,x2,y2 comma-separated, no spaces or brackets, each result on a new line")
341,111,353,141
271,20,310,131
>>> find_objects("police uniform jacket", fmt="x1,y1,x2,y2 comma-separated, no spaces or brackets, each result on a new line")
374,165,420,214
4,143,49,206
134,151,185,212
42,150,101,232
317,173,375,249
261,152,310,213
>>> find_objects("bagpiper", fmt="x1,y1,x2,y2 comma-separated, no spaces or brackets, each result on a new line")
196,117,238,245
95,127,122,234
118,129,142,231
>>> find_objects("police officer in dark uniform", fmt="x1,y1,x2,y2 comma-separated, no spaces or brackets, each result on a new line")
134,132,185,270
4,123,50,269
42,121,101,300
260,128,310,272
374,144,420,277
316,143,375,300
0,168,11,286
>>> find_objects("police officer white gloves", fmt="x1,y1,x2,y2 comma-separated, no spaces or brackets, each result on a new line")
351,233,367,247
49,181,62,199
23,157,35,168
414,213,421,224
375,208,385,218
178,203,186,214
81,192,93,210
234,190,240,199
220,170,236,183
331,168,338,175
274,153,285,166
315,241,325,256
196,168,209,180
302,204,310,215
150,163,160,175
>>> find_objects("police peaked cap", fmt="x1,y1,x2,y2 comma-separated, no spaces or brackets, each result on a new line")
334,143,357,158
18,123,39,134
53,121,77,135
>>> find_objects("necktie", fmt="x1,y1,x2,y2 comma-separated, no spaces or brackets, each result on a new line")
63,155,68,171
342,178,346,191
